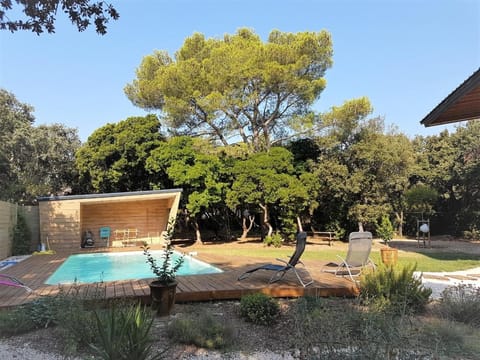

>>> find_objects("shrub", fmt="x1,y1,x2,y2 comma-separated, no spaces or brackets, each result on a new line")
325,220,346,241
21,296,61,328
0,308,36,336
12,212,31,255
263,233,282,248
91,302,158,360
1,282,108,355
417,318,480,358
360,263,432,315
463,226,480,241
376,215,394,245
167,313,235,349
239,293,279,325
435,284,480,327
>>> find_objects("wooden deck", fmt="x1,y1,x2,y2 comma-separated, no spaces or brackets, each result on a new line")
0,247,358,308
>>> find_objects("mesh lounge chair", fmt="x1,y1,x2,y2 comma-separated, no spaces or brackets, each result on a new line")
0,274,32,292
238,231,314,287
323,231,376,283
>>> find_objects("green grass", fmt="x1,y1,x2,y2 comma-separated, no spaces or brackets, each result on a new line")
371,252,480,272
196,246,480,272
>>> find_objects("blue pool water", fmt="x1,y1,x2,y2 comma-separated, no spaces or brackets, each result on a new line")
45,251,223,285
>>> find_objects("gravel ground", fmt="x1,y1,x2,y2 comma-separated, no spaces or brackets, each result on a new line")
0,341,81,360
0,342,295,360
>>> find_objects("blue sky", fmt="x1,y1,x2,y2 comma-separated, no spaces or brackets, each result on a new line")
1,0,479,142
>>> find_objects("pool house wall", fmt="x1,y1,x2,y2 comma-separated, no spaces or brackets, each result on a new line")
38,189,182,252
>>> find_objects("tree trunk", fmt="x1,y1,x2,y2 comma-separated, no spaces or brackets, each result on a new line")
259,203,273,237
240,215,255,241
193,219,203,244
297,216,303,232
395,211,404,238
358,222,364,232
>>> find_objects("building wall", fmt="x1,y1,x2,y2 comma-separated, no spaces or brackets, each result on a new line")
81,199,170,247
39,199,80,252
0,201,16,260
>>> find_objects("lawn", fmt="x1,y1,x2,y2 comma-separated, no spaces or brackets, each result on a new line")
192,241,480,272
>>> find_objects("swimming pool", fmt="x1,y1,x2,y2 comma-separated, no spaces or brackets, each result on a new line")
45,251,223,285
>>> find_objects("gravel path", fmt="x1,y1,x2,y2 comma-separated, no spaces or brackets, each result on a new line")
0,340,295,360
415,266,480,299
0,340,80,360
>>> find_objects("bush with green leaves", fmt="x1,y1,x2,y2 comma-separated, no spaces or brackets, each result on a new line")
0,307,37,336
325,220,346,242
463,226,480,241
0,283,105,355
359,263,432,315
12,212,31,255
435,284,480,327
263,233,283,248
376,214,394,245
167,313,235,349
240,293,279,325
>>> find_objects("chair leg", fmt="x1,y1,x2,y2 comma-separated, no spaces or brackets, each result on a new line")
269,270,287,284
345,267,358,284
335,264,360,284
293,268,314,287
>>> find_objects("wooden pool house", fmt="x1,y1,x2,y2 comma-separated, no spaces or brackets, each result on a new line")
38,189,182,251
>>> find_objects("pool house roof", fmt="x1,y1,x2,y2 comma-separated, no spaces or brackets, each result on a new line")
421,68,480,127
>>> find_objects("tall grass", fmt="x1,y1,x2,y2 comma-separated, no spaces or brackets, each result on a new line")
435,284,480,327
167,312,235,350
289,296,480,359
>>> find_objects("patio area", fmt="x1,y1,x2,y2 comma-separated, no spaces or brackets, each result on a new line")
0,245,359,308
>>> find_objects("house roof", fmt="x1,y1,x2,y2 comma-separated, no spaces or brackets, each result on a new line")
421,68,480,127
37,189,183,202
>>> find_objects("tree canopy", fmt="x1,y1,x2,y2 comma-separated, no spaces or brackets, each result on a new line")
125,28,333,151
226,147,309,238
0,88,80,202
0,0,119,34
75,115,165,193
146,136,229,243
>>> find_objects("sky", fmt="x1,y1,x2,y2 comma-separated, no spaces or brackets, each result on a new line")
1,0,479,142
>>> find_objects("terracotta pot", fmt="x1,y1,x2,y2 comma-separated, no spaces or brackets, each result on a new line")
149,280,177,316
380,247,398,266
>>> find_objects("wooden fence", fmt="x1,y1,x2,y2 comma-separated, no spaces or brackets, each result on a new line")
0,201,39,260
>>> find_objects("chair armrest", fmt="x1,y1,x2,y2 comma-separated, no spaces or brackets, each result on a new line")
275,258,288,265
335,255,347,269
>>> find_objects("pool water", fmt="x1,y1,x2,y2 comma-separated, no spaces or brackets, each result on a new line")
45,251,223,285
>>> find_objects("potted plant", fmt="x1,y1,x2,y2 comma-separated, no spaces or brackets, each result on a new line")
142,220,185,316
376,215,398,266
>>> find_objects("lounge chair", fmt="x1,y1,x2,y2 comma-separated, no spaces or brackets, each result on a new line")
238,231,314,287
0,274,32,292
322,231,376,282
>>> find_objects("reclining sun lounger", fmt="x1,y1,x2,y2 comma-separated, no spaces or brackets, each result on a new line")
0,274,32,292
238,231,314,287
322,231,376,283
